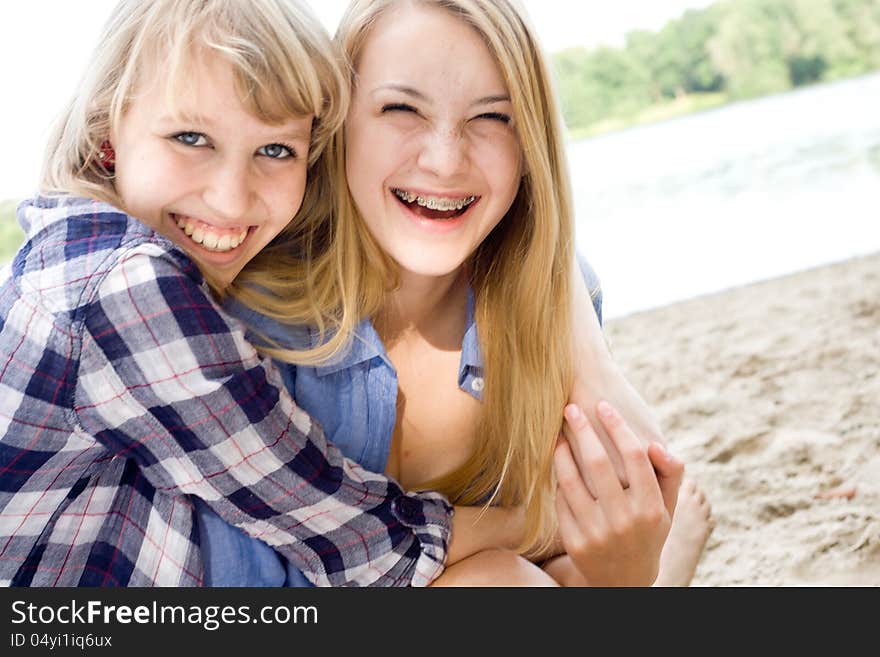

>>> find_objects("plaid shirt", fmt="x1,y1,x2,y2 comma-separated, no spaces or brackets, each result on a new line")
0,195,451,587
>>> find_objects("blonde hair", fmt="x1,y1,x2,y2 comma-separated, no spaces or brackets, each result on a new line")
41,0,360,360
334,0,576,556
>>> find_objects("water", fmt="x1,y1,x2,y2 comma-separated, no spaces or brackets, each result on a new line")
568,72,880,320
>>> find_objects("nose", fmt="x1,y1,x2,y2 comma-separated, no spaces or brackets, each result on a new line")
416,128,468,179
202,156,255,222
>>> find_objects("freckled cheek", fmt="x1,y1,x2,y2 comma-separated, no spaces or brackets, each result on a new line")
347,124,409,189
476,140,523,198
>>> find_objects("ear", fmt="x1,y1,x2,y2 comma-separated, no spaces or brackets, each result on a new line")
97,139,116,172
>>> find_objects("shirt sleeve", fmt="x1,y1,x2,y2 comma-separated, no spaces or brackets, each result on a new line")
576,253,603,327
73,243,451,587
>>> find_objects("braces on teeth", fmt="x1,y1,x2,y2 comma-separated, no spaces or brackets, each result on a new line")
393,189,476,211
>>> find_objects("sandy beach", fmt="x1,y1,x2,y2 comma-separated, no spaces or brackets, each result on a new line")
604,251,880,586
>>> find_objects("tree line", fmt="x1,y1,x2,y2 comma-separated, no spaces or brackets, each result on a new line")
552,0,880,136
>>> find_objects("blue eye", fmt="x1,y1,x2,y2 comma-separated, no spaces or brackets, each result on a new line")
173,131,208,146
475,112,511,124
257,143,295,159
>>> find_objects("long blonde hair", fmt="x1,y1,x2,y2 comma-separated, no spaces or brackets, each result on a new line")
41,0,360,359
335,0,576,556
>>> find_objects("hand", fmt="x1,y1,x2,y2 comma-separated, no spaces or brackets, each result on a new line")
553,400,683,586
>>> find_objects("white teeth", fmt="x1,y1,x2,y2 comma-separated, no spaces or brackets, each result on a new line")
174,215,248,253
393,189,476,211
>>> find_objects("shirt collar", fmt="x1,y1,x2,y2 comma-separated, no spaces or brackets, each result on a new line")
459,285,483,374
232,285,484,379
316,286,484,380
312,318,390,376
227,294,387,377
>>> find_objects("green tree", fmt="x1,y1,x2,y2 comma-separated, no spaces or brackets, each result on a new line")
709,0,864,95
676,7,726,93
627,6,723,101
0,200,24,264
550,0,880,135
785,0,857,83
554,46,652,128
708,0,794,98
832,0,880,74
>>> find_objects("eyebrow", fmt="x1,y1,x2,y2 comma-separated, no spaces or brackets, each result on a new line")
373,84,510,108
471,94,511,107
155,114,311,142
374,84,430,102
155,112,214,128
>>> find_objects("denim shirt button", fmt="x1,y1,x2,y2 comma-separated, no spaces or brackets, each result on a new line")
470,376,484,393
392,496,421,523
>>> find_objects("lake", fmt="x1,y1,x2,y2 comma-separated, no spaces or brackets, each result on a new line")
568,71,880,319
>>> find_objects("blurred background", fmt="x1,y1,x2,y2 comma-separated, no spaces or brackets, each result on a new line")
1,0,878,319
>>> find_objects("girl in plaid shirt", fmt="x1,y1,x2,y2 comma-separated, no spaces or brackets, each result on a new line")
0,0,476,587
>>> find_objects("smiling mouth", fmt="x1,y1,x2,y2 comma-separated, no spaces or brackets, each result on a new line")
392,188,478,220
173,214,252,253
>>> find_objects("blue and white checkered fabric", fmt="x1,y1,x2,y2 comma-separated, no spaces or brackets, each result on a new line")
0,195,451,587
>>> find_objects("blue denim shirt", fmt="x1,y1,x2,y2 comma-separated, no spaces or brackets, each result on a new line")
197,258,603,586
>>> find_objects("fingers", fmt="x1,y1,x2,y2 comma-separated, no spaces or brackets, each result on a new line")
560,401,678,524
554,437,609,570
554,483,581,554
562,404,627,514
582,403,629,488
594,400,662,506
553,436,600,524
647,442,685,516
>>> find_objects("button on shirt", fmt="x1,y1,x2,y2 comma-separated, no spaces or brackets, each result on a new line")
199,262,604,587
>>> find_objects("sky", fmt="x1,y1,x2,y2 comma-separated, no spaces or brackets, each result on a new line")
0,0,715,201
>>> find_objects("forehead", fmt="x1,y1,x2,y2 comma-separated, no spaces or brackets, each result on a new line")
131,45,311,128
358,4,507,92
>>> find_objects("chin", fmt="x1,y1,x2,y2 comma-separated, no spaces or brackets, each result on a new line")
398,258,464,279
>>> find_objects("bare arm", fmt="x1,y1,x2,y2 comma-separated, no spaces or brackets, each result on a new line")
569,257,665,492
531,259,676,584
447,505,524,564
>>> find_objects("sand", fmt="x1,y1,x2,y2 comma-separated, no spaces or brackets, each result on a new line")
604,252,880,586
